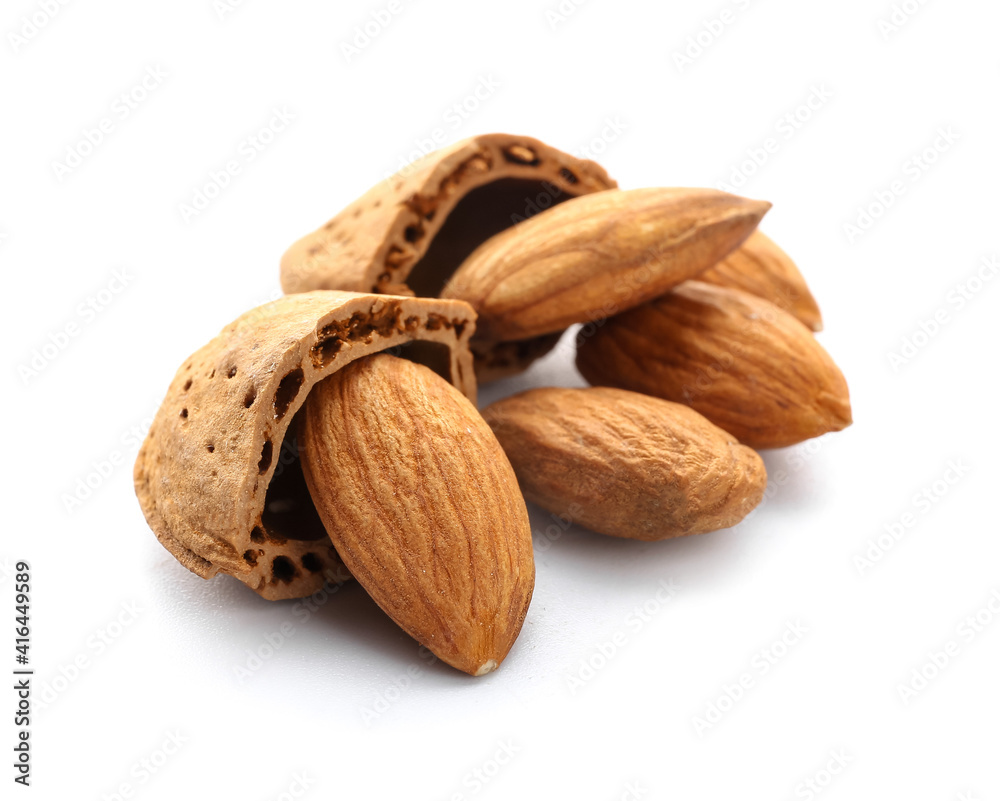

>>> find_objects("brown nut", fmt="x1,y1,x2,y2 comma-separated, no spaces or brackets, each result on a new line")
299,354,534,676
441,187,770,344
575,281,852,450
699,230,823,332
484,387,767,540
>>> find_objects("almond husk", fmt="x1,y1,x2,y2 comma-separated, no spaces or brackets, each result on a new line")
134,291,477,601
280,133,616,381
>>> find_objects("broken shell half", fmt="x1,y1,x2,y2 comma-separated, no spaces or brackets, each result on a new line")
134,290,477,600
279,133,616,381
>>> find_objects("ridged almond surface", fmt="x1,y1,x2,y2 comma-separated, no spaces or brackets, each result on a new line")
484,387,767,540
298,353,534,676
699,230,823,331
576,282,852,450
441,187,771,343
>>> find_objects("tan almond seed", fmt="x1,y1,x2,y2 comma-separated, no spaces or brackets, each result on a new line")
442,187,771,343
699,230,823,332
575,281,852,449
298,353,534,676
484,387,767,540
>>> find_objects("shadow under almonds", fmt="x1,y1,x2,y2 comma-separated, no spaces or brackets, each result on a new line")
146,439,831,686
525,496,752,592
146,450,469,694
150,552,466,687
758,443,826,511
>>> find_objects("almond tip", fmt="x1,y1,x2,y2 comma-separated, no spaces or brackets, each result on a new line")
474,659,499,677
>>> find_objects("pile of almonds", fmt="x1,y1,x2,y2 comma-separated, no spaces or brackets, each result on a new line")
135,133,850,677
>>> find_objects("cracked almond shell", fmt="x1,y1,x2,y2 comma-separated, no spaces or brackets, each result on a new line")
280,132,616,381
576,281,852,450
484,387,767,540
133,290,478,601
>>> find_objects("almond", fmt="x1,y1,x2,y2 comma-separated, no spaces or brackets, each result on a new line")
698,230,823,331
441,187,771,344
297,353,534,676
575,281,852,449
484,387,767,540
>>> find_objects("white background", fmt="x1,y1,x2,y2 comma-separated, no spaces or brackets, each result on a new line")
3,0,999,798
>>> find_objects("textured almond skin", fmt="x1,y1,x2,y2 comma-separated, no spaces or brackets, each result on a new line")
699,230,823,331
441,187,771,343
298,354,534,676
484,387,767,540
576,282,852,450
